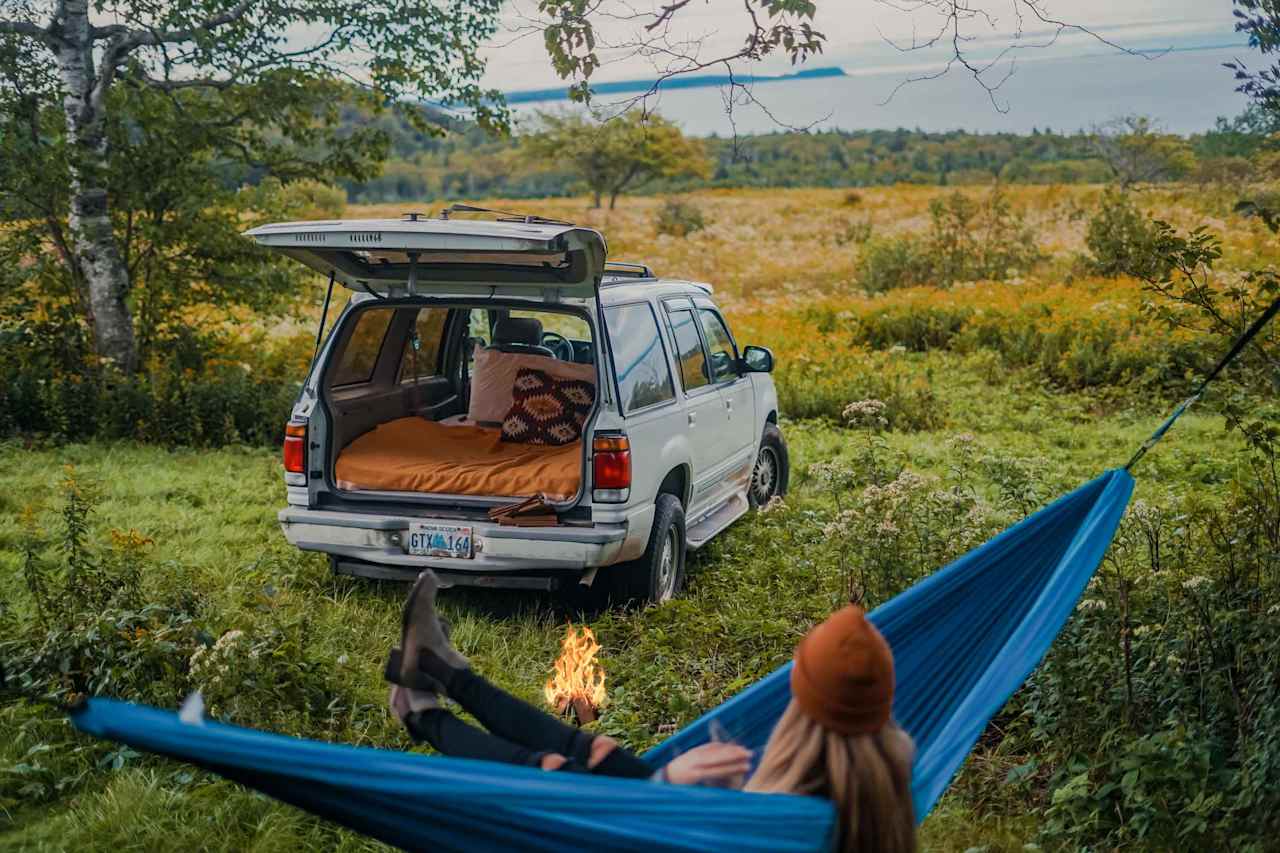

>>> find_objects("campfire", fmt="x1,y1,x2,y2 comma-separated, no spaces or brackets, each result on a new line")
544,623,607,724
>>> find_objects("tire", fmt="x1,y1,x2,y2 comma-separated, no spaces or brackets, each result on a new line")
602,493,686,606
748,422,790,509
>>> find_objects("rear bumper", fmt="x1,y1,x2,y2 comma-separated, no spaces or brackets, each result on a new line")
277,507,628,573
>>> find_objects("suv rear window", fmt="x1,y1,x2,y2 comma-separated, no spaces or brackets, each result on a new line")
397,307,449,382
332,307,393,386
606,303,675,412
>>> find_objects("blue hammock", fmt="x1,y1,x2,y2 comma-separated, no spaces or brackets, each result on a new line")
73,469,1134,852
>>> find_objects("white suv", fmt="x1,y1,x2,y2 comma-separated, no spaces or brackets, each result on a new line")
246,212,788,603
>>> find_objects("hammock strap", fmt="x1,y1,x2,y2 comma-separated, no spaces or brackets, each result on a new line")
1124,296,1280,472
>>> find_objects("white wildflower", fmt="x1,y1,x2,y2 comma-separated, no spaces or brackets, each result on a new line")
214,629,244,650
823,509,857,537
1077,598,1107,611
842,399,888,429
1182,576,1211,591
809,460,855,485
876,518,899,535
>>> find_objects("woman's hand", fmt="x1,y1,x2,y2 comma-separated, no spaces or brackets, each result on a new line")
662,742,752,787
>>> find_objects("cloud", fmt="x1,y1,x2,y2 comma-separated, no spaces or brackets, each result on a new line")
482,0,1236,90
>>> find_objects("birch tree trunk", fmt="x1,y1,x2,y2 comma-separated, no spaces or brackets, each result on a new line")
55,0,137,371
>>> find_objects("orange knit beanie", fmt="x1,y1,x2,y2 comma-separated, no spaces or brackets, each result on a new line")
790,605,895,735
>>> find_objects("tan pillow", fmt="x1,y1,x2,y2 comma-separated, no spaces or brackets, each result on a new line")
467,345,595,424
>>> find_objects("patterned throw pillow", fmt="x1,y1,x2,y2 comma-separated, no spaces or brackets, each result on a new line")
500,368,596,446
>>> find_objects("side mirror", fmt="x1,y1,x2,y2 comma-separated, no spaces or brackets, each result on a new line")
740,345,774,373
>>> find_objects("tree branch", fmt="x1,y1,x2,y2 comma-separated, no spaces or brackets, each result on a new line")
646,0,696,33
115,0,256,52
133,71,240,91
873,0,1164,111
0,17,55,45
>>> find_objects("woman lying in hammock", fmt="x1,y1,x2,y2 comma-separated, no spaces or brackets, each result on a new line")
385,571,916,853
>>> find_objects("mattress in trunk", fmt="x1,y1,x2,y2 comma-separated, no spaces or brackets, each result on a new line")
334,417,582,501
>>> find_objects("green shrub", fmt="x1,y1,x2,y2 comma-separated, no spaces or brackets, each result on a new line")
927,189,1041,285
0,293,302,447
817,294,1210,394
0,474,205,807
833,218,874,247
851,303,975,351
1003,429,1280,849
857,187,1043,292
1083,189,1171,279
792,408,1280,850
773,348,944,429
259,177,348,220
1,473,368,810
654,199,707,237
0,367,298,446
858,235,935,292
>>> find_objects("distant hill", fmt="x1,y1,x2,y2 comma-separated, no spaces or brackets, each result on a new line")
331,103,1271,203
505,66,846,105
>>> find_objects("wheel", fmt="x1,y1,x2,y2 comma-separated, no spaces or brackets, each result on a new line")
602,493,686,606
748,423,790,509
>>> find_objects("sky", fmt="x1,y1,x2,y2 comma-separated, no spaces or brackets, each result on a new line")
480,0,1254,134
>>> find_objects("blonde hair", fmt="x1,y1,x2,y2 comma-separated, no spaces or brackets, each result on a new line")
745,700,917,853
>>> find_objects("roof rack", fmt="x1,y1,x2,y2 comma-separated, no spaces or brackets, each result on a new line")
437,203,573,227
603,261,655,279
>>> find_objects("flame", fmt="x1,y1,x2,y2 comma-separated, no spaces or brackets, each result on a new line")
544,623,607,712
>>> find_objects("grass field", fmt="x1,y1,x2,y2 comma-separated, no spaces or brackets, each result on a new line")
1,408,1241,851
3,183,1275,850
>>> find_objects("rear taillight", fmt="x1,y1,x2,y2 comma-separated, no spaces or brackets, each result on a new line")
283,422,306,474
592,434,631,501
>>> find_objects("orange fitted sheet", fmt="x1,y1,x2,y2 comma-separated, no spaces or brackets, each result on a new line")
335,417,582,500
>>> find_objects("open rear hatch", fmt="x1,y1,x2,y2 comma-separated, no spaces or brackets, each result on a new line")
243,215,606,299
246,215,609,514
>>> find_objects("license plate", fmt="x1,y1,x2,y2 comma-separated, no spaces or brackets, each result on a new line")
406,523,473,559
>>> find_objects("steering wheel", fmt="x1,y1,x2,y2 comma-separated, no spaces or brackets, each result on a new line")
541,331,575,361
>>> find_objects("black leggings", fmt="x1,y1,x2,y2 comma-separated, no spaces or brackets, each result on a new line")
406,668,652,779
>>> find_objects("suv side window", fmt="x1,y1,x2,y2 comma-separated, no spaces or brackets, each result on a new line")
397,307,449,383
665,303,710,392
464,308,492,366
332,307,393,386
605,303,675,413
696,307,739,383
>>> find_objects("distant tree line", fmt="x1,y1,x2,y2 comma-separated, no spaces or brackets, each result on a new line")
340,105,1280,204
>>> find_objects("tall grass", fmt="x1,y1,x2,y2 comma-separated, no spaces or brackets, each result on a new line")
3,183,1278,850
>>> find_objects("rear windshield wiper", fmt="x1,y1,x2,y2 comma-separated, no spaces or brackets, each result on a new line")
438,203,573,227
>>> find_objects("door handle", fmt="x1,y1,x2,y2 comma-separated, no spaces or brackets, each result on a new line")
688,412,697,426
725,399,733,412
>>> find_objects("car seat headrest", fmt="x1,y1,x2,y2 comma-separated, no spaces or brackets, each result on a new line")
492,317,543,348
